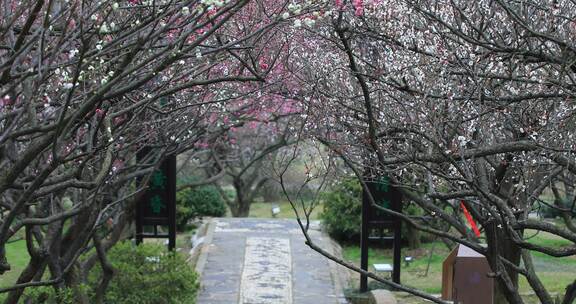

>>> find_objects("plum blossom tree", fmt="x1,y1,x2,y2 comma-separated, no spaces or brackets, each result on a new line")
277,0,576,303
3,0,576,303
0,0,298,301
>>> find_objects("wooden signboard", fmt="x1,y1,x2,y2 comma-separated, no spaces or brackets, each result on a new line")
135,152,177,250
360,176,403,292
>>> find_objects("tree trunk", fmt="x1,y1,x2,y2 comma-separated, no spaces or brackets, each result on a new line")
93,235,115,304
405,225,421,249
486,224,523,304
230,194,251,217
234,201,251,217
229,178,252,217
562,280,576,304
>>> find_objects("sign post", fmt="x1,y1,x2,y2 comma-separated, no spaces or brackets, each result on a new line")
360,176,402,292
135,152,177,251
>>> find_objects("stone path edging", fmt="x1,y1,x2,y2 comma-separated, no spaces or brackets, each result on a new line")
194,218,216,275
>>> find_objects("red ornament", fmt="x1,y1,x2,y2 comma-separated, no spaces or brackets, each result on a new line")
460,200,481,237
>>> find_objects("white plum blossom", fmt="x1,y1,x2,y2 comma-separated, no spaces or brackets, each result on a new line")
69,49,79,58
201,0,226,8
303,18,315,27
99,23,109,34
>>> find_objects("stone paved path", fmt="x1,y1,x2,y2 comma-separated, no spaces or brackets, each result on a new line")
196,218,346,304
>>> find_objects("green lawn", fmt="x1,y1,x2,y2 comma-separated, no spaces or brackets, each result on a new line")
227,200,324,220
342,230,576,301
343,241,448,294
0,239,31,301
1,240,30,289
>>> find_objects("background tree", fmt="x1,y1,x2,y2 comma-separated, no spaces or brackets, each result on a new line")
204,106,298,217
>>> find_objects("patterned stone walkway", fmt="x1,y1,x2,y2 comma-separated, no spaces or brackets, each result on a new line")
196,218,346,304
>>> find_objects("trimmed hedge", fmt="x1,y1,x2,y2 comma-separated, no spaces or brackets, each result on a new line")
176,185,226,230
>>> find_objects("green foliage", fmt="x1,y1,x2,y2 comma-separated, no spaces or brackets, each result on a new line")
176,203,194,231
320,179,363,240
221,187,236,201
91,241,199,304
176,185,226,230
23,285,80,304
22,242,198,304
320,178,428,245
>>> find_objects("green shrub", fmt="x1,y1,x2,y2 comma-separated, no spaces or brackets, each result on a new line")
176,203,194,231
23,285,82,304
320,178,428,247
92,241,199,304
176,185,226,230
24,242,198,304
320,179,363,240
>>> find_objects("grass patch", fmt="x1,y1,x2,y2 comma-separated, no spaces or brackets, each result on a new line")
342,230,576,301
1,239,30,288
226,200,324,220
342,242,448,294
0,239,31,302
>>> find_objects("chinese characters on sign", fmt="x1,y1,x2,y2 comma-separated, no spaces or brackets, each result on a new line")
150,195,165,214
368,176,400,221
139,158,173,220
149,170,167,215
135,151,176,250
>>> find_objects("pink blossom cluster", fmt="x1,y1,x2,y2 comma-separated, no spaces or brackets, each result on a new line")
335,0,364,16
0,95,12,108
352,0,363,16
194,141,210,149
